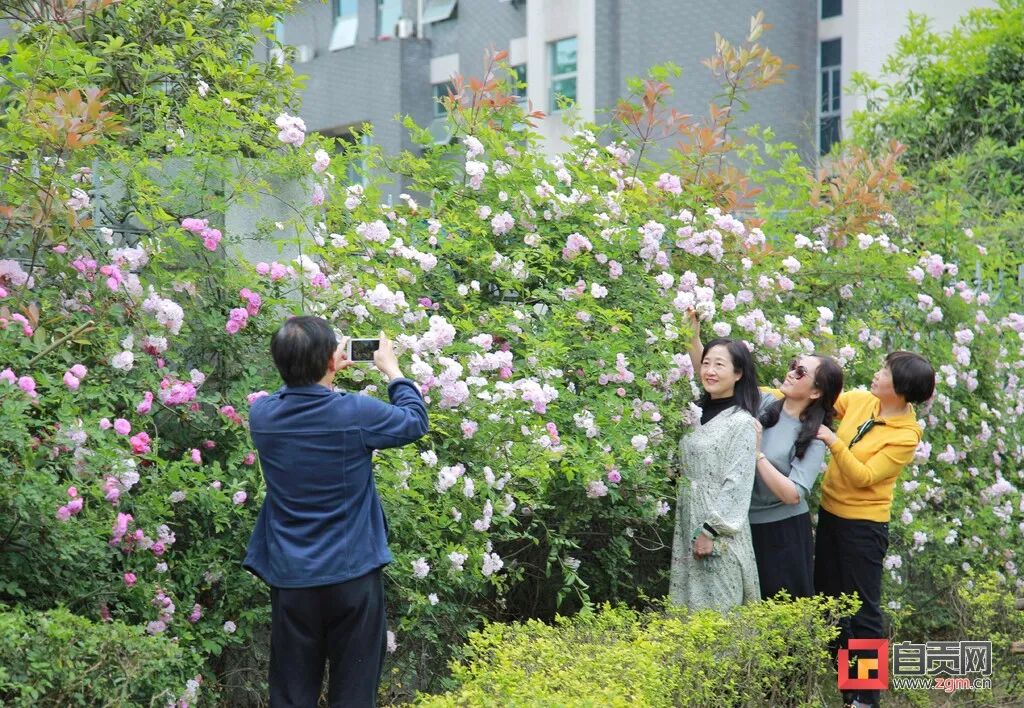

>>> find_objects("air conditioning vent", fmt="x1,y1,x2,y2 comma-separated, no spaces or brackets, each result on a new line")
396,17,414,38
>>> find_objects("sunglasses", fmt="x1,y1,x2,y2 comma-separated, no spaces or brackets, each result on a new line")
788,359,810,380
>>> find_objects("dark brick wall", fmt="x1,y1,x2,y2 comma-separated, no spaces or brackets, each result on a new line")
425,0,527,80
597,0,818,160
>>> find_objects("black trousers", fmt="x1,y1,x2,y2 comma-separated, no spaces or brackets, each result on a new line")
751,512,815,600
269,568,386,708
814,507,888,707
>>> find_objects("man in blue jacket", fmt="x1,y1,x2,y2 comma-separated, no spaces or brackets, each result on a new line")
244,315,429,707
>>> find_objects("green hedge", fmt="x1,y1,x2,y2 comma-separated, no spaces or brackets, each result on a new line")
418,595,859,707
0,606,202,707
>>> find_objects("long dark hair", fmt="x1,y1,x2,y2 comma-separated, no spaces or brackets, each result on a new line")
759,354,843,459
698,337,760,418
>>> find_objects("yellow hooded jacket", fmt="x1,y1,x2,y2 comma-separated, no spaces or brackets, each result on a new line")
821,389,922,522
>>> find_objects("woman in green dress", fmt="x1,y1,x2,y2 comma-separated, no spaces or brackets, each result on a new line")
670,337,762,612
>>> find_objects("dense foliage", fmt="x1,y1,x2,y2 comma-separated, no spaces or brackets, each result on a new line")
419,596,859,708
0,2,1021,705
850,0,1024,292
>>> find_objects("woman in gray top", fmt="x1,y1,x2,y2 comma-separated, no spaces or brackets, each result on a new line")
752,355,843,599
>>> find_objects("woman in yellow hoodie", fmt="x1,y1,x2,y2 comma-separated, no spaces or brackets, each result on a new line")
814,351,935,708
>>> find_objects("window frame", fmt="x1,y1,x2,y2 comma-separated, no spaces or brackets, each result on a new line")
819,38,842,155
821,0,842,19
509,63,527,103
334,0,358,20
421,0,457,24
330,0,359,51
376,0,402,38
432,81,454,119
548,37,577,112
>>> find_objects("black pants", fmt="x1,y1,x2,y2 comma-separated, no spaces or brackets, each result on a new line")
751,512,814,600
269,568,386,708
814,508,888,707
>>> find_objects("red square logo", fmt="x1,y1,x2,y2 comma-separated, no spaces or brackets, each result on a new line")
838,639,889,691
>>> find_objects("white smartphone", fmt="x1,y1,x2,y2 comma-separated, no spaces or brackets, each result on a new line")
347,338,380,362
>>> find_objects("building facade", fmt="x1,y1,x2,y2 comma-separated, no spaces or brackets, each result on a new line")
272,0,995,190
816,0,998,154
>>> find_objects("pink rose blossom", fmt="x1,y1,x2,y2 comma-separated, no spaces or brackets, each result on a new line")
200,227,222,251
220,405,243,425
181,218,208,233
17,376,37,398
123,572,137,587
311,184,325,206
232,491,247,505
312,149,331,173
130,432,152,455
655,172,682,194
114,418,131,436
275,113,306,146
239,288,262,316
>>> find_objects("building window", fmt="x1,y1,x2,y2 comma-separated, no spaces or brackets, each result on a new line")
548,37,577,110
819,38,841,155
377,0,402,38
433,81,454,118
429,83,454,144
343,132,372,186
821,0,842,19
422,0,457,24
334,0,357,19
320,126,371,185
330,0,358,51
509,64,527,102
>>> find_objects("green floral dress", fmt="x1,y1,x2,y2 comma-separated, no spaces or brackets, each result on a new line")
670,406,760,611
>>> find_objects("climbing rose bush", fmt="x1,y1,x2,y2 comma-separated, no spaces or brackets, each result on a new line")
0,3,1020,703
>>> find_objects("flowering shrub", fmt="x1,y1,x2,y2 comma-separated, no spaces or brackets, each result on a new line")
0,605,202,706
0,2,1021,704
